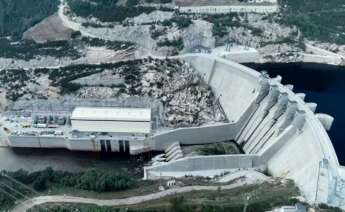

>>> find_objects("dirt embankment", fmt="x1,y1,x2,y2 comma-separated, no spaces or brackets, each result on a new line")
23,13,73,43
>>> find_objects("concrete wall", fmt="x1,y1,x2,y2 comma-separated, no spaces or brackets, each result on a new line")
39,136,68,148
8,136,41,148
9,136,69,149
151,123,237,150
9,136,124,153
151,102,257,150
67,138,98,151
144,154,260,179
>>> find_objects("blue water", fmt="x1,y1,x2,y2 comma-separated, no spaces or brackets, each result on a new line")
244,63,345,165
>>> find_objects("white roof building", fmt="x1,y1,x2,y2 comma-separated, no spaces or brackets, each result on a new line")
71,107,152,134
176,0,278,14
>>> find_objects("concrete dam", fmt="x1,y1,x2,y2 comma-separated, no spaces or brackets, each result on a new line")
3,54,345,208
145,54,345,209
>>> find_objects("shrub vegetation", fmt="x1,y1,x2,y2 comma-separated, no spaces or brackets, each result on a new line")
280,0,345,44
67,0,156,23
4,168,135,192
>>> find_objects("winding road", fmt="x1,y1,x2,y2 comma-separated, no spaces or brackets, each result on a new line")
12,179,261,212
58,0,95,38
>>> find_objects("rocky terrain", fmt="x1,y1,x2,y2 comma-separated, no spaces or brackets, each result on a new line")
2,0,345,69
0,58,226,128
1,0,344,124
0,0,344,126
22,13,74,43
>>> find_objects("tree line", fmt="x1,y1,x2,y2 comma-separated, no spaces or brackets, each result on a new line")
67,0,156,23
4,167,135,192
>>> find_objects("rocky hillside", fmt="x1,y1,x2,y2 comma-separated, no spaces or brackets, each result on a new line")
0,58,226,127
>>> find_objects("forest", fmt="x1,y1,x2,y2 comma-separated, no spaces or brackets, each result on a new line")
0,168,135,211
280,0,345,44
67,0,157,23
0,0,59,38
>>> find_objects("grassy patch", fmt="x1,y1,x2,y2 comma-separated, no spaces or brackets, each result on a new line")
196,142,240,155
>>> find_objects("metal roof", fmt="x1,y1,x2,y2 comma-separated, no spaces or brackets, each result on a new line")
71,107,151,122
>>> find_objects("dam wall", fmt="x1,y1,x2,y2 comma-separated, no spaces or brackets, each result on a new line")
167,54,345,207
181,54,261,123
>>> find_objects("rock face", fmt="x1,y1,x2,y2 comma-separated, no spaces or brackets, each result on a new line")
130,11,174,25
79,24,155,50
182,20,216,52
73,58,226,127
0,58,225,127
75,60,225,127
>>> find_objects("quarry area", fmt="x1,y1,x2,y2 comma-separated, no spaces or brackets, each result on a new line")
1,0,345,212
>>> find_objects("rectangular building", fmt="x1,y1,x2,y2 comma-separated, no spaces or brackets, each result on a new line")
71,107,152,134
176,0,278,14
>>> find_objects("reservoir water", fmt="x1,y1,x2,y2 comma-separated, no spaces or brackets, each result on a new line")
244,63,345,165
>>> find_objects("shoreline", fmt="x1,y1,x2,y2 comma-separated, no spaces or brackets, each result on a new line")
242,61,345,71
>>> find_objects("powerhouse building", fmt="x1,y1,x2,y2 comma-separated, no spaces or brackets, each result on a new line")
2,54,345,209
5,107,152,154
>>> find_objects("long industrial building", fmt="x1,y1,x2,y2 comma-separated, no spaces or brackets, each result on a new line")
1,54,345,209
4,106,152,154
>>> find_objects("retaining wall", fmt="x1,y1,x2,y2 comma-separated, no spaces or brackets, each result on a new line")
144,154,261,179
151,102,257,150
